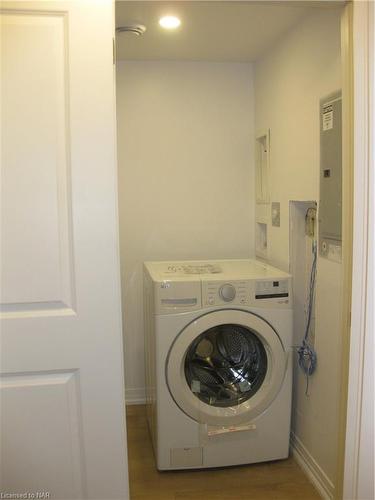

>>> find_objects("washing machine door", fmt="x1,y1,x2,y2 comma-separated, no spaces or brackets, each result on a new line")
166,309,287,426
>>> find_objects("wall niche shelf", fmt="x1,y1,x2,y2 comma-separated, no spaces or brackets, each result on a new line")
255,129,271,261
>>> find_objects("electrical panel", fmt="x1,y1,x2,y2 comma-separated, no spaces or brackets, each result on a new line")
319,91,342,262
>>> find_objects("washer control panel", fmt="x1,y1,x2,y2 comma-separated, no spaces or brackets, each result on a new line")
203,281,250,307
202,278,291,308
255,279,289,299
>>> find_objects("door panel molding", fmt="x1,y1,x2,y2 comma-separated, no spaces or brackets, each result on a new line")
1,369,85,498
1,10,75,315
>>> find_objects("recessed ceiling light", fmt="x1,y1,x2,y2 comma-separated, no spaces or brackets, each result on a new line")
159,16,181,30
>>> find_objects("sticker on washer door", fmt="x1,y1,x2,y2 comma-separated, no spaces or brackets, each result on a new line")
207,423,257,436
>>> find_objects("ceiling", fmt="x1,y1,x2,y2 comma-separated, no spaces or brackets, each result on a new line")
115,1,343,62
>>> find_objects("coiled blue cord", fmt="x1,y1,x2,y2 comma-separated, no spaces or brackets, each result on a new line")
297,239,318,396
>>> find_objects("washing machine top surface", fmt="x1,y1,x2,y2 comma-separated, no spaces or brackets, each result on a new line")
144,259,290,282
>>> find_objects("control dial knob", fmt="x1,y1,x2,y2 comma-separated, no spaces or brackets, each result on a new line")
219,283,236,302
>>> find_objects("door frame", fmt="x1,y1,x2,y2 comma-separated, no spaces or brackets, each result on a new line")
339,1,374,498
113,1,373,496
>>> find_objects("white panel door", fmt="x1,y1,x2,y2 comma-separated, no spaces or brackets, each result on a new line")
0,2,129,499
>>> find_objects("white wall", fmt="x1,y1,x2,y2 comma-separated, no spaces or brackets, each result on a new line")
117,61,254,403
254,8,343,496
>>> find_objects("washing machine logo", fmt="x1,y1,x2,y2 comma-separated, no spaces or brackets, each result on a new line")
161,281,171,289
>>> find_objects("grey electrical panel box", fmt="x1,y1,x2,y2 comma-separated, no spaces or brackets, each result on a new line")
319,91,342,262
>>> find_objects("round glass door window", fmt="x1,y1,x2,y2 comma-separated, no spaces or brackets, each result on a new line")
184,324,268,408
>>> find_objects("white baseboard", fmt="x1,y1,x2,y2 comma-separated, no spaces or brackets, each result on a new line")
125,387,146,405
290,432,334,500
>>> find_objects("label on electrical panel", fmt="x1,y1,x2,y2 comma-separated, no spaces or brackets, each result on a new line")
322,104,333,131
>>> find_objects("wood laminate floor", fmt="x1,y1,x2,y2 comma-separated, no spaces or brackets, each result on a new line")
126,405,320,500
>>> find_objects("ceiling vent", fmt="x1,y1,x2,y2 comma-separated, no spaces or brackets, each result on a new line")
116,24,146,36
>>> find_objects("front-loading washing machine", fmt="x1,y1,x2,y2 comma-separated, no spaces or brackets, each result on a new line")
143,259,293,470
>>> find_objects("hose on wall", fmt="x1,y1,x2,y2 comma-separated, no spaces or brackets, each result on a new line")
297,208,318,396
